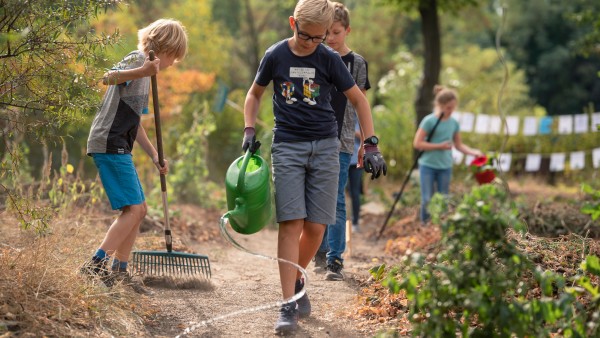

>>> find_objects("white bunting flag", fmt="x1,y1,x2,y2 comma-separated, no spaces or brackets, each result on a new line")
570,151,585,170
460,112,475,132
452,147,464,165
522,116,538,136
453,112,462,124
525,154,542,172
497,153,512,172
550,153,566,171
592,113,600,132
489,116,502,134
474,114,490,134
593,148,600,168
574,114,589,134
505,116,520,135
558,115,573,134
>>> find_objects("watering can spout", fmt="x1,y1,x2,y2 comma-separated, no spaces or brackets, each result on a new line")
225,150,272,235
226,197,248,229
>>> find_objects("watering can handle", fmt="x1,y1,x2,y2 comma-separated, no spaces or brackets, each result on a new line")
236,149,253,194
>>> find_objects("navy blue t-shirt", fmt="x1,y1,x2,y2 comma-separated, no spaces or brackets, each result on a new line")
255,39,356,143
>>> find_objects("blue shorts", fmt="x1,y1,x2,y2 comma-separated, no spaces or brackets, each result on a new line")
271,137,340,224
92,153,145,210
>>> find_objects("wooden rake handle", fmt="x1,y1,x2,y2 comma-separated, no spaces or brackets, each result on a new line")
149,50,172,252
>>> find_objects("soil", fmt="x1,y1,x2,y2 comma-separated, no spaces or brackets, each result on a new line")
3,178,590,337
134,203,400,338
130,179,591,337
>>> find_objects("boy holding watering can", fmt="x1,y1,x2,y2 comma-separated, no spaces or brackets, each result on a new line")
241,0,386,334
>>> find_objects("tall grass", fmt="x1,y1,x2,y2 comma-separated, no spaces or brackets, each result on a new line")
0,210,146,336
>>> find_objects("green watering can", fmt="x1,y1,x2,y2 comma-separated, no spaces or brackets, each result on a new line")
225,149,272,234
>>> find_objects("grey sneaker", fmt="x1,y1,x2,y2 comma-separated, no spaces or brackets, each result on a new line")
325,259,344,281
79,259,114,287
109,271,153,295
313,251,327,273
295,278,311,318
274,302,298,335
106,270,131,286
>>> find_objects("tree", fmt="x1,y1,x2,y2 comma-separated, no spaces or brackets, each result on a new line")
1,0,120,163
384,0,480,127
0,0,121,228
502,0,600,115
0,0,120,135
210,0,296,87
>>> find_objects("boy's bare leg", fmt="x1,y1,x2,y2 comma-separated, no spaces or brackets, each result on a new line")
99,203,147,257
278,219,304,299
296,220,326,279
113,202,147,262
114,221,142,263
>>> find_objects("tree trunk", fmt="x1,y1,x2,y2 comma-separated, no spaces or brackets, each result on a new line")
243,0,261,76
415,0,441,128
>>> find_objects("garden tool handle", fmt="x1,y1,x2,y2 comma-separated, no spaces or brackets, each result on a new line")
149,50,172,252
377,112,445,240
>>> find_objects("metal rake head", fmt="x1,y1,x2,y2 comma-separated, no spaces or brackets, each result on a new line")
131,250,211,279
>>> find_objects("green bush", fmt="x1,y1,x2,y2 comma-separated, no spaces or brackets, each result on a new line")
382,185,600,337
581,183,600,222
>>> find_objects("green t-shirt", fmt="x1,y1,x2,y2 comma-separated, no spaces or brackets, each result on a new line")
418,113,460,169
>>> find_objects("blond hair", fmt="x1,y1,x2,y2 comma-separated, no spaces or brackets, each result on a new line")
332,2,350,28
137,18,188,62
294,0,335,28
433,85,458,106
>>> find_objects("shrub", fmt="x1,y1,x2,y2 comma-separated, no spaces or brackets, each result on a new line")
385,185,600,337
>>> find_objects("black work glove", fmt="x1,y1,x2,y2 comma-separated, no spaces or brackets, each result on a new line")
241,127,261,154
363,144,387,180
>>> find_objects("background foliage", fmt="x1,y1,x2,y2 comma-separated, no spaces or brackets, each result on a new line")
1,0,599,215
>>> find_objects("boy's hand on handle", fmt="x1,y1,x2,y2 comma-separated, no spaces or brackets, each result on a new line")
153,157,169,175
363,144,387,180
241,127,261,154
143,56,160,77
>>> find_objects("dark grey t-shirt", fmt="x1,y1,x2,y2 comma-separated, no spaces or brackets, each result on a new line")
255,40,356,143
331,51,370,154
87,50,149,155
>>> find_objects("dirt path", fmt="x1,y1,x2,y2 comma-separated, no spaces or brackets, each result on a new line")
138,206,395,337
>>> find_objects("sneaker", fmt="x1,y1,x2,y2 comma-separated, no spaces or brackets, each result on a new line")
108,270,131,284
325,259,344,281
295,278,311,318
352,224,360,233
126,278,154,295
274,302,298,335
109,271,154,295
79,259,113,287
313,251,327,273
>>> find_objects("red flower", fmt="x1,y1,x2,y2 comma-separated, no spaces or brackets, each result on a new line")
469,154,497,185
470,155,489,168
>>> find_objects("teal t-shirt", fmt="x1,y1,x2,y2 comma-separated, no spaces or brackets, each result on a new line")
418,113,460,169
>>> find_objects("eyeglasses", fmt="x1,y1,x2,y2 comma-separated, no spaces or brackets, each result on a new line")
294,20,327,43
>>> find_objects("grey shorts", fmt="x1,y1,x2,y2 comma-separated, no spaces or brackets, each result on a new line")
271,137,340,224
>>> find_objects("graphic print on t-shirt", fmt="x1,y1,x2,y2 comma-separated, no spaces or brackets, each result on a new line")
281,81,297,104
288,67,321,106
